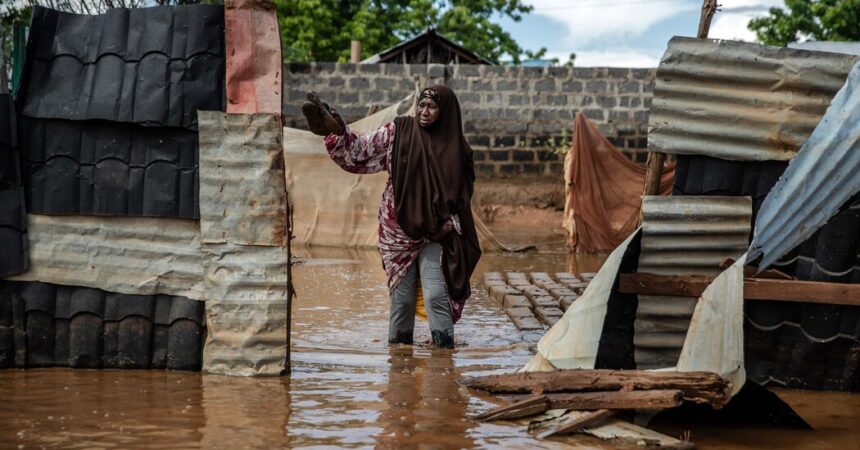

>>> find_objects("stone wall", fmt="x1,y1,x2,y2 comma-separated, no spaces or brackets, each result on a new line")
283,63,655,177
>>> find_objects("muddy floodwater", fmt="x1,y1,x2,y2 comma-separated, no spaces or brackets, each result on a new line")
2,241,858,449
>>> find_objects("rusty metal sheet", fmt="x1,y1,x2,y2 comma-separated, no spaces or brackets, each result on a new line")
649,36,859,161
198,111,288,376
749,60,860,271
635,196,751,369
4,214,204,300
225,0,281,114
198,112,286,246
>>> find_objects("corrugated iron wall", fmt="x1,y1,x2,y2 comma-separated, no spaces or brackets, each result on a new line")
198,112,289,376
6,215,205,300
649,36,858,161
636,196,751,369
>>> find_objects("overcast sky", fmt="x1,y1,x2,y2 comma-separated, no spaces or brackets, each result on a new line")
500,0,787,67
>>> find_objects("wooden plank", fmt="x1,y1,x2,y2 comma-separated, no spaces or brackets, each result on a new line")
537,409,615,439
619,273,711,297
472,395,549,421
619,273,860,306
546,390,683,410
461,369,730,407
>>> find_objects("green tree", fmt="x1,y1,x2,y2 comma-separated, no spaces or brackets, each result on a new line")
276,0,534,64
748,0,860,46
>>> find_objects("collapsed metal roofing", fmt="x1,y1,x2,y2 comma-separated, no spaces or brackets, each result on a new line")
749,60,860,272
19,5,226,129
649,36,859,161
635,196,752,369
672,162,859,391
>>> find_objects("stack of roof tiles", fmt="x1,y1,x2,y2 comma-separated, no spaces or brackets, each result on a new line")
0,5,226,370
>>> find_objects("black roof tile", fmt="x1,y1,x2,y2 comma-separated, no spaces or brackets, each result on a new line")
0,280,205,370
0,93,27,277
20,5,225,130
21,117,199,218
673,154,860,391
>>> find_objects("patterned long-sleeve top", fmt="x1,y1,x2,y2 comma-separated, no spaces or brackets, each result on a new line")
324,123,462,310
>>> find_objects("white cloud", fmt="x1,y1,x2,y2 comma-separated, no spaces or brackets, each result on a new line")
709,1,784,42
527,0,696,46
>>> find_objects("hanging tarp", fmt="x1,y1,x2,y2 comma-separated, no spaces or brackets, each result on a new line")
523,229,641,371
749,60,860,271
283,100,403,247
563,112,673,253
225,0,281,114
649,36,858,161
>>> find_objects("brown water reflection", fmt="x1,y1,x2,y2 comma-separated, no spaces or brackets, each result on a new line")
1,245,858,449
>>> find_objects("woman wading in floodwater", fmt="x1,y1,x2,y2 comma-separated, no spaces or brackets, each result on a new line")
301,86,482,349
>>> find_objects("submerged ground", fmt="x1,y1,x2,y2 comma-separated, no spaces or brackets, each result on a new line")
1,231,857,449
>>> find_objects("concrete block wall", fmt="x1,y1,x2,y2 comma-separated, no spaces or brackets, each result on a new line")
283,63,655,177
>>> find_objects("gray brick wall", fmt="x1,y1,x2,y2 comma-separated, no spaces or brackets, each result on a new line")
283,63,655,176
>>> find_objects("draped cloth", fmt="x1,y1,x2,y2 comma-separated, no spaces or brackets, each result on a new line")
564,112,675,253
391,85,482,312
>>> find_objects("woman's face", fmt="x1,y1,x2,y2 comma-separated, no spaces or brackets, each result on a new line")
417,98,440,128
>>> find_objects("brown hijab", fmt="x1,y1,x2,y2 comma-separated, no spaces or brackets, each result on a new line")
392,85,481,321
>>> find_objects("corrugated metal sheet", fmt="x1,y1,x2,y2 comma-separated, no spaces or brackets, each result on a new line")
0,280,204,370
636,196,751,369
225,0,281,114
199,112,286,246
198,111,288,376
20,5,226,130
20,117,199,218
749,60,860,271
649,36,859,161
5,214,205,300
0,93,27,277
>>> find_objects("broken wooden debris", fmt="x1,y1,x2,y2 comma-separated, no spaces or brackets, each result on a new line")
471,395,550,421
619,272,860,306
536,409,615,439
461,369,731,407
530,410,696,448
543,389,683,410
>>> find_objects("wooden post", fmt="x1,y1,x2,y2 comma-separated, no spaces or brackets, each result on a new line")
640,0,719,200
350,40,361,63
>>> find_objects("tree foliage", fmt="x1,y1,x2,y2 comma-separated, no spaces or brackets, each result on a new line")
748,0,860,46
276,0,534,64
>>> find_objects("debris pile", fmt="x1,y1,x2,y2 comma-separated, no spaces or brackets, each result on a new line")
463,369,725,446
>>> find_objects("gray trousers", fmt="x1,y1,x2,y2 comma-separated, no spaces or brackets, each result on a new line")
388,242,455,348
